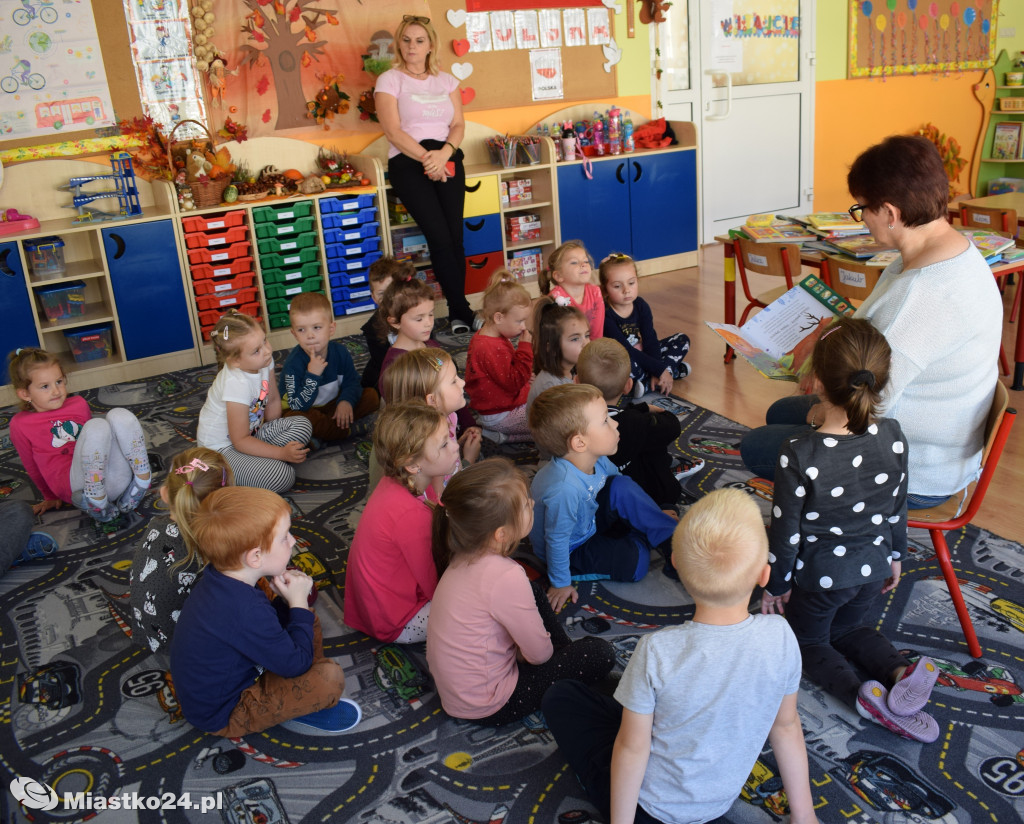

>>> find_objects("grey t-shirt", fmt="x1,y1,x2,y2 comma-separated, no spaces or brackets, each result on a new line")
615,614,802,824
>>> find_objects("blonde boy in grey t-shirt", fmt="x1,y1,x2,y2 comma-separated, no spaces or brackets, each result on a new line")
543,488,818,824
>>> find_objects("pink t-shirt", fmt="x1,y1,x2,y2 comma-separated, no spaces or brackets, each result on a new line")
374,69,459,159
550,283,605,341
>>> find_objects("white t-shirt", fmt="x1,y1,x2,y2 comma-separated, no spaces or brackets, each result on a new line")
374,69,458,158
196,364,270,451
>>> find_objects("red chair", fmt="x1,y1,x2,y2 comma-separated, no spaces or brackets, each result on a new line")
732,237,802,326
906,382,1016,658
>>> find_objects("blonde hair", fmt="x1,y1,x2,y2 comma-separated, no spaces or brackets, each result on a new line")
392,16,441,75
192,487,290,571
540,240,589,294
382,348,451,406
480,269,531,319
7,347,63,410
164,448,234,570
373,400,449,497
432,458,530,576
532,296,588,376
576,338,631,402
210,311,267,367
528,383,602,458
672,488,768,608
288,291,332,321
376,275,436,339
597,252,638,297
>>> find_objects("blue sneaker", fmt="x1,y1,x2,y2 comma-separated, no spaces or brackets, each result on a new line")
116,478,150,513
12,532,59,566
284,698,361,734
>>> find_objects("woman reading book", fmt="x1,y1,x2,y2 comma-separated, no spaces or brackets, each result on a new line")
740,135,1002,509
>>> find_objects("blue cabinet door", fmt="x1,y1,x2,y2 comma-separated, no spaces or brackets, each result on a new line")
0,243,39,384
557,160,631,264
628,151,698,261
103,222,194,360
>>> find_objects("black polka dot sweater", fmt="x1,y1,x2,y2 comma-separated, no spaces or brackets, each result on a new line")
766,417,909,596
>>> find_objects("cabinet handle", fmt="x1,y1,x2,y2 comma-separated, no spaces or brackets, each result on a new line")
467,257,489,269
465,180,482,193
465,218,485,232
109,233,126,260
0,248,14,277
633,161,642,183
615,163,626,184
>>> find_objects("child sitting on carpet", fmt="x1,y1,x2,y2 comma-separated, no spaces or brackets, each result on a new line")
345,402,459,644
539,240,604,341
377,275,440,394
196,311,312,493
464,270,535,444
360,257,410,398
129,447,232,655
427,458,615,726
543,488,818,824
576,338,688,512
525,297,589,414
528,384,679,613
761,317,940,743
600,252,691,396
170,486,359,735
9,346,152,523
279,291,376,443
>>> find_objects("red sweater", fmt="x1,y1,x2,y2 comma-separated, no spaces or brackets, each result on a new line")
10,395,91,504
464,333,533,415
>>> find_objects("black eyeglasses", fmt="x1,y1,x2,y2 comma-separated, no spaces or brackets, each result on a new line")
848,203,866,222
403,14,430,24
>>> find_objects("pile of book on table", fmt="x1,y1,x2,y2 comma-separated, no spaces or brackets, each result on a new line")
732,212,899,262
959,229,1023,265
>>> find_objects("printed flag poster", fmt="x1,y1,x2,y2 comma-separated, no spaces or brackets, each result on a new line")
0,0,115,139
530,47,563,100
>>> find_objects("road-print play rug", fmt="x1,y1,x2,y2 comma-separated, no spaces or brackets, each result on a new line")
2,326,1023,824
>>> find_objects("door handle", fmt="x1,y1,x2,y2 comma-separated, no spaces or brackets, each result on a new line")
467,256,489,269
465,219,485,232
108,233,126,260
632,161,641,183
465,180,482,193
0,247,14,277
704,69,732,121
615,162,626,184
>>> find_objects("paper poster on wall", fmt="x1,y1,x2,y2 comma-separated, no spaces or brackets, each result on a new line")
586,8,611,46
529,47,563,100
709,0,743,72
466,12,492,52
491,10,516,51
515,11,540,50
563,9,587,46
538,9,562,47
0,0,115,139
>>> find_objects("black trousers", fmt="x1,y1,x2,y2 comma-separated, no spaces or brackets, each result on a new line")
387,140,473,324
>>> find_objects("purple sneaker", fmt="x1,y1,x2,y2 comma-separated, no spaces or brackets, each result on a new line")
888,657,940,716
857,681,939,743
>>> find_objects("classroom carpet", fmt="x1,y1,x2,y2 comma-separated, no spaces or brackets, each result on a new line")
1,327,1023,824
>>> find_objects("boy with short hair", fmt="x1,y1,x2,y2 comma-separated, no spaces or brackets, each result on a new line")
543,488,818,824
360,257,414,392
576,339,700,511
169,486,359,735
528,384,680,612
280,291,375,442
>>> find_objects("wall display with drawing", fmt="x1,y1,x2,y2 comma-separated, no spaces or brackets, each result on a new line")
0,0,115,140
848,0,999,79
709,0,801,84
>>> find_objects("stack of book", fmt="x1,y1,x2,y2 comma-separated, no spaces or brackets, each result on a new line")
794,212,872,241
959,229,1016,264
733,221,817,243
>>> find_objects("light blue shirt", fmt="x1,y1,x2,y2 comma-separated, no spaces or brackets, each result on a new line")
529,455,618,588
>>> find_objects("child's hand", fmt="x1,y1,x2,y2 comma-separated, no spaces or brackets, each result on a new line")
282,441,310,463
459,427,483,464
761,590,790,615
655,369,674,395
882,560,902,594
304,348,328,377
270,568,314,610
33,498,62,515
333,400,354,429
547,584,578,613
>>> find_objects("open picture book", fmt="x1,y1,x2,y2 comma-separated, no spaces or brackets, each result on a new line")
708,274,856,380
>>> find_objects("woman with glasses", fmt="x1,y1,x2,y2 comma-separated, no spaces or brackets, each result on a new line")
375,15,475,335
741,135,1002,509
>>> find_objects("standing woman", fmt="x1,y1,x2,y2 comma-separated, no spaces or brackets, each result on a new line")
375,15,475,334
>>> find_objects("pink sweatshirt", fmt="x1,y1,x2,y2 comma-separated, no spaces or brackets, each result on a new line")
10,395,91,503
550,283,604,341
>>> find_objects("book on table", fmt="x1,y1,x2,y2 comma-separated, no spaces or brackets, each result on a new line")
803,212,867,232
737,222,817,243
959,229,1016,262
707,274,856,381
823,235,898,258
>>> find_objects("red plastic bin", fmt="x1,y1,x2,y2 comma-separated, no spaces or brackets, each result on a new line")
187,240,251,266
196,287,258,311
184,225,248,249
190,256,255,280
181,211,246,234
199,301,261,328
192,272,256,296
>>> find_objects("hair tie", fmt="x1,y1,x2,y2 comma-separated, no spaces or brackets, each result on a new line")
15,347,22,355
850,369,876,389
819,324,840,341
185,480,193,485
222,467,227,487
554,295,572,307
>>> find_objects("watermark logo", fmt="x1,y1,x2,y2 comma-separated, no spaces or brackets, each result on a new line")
9,777,59,811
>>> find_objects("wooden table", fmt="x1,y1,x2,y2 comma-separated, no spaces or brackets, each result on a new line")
956,192,1024,222
716,233,1024,390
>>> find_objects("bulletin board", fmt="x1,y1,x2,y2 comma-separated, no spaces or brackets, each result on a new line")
848,0,999,79
432,1,617,110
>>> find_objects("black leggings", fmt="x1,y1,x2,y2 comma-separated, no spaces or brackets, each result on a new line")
387,140,473,324
475,583,616,727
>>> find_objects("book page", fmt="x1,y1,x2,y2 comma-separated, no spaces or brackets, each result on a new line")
739,286,835,357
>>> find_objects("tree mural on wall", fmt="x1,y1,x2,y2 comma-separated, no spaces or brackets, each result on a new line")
237,0,340,130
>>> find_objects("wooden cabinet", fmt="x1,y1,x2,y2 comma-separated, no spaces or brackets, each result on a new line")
0,243,39,385
976,50,1024,196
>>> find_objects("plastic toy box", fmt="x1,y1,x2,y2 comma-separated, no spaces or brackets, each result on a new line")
64,324,113,362
25,236,66,279
37,281,86,321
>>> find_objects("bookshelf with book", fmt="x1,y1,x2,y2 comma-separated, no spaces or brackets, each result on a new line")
978,50,1024,195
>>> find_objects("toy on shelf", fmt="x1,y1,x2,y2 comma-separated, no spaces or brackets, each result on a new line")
59,152,143,224
0,208,41,236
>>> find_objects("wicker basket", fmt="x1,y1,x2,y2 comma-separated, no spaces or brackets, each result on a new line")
168,119,231,209
1000,97,1024,112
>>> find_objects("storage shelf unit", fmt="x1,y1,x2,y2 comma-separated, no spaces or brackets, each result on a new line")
977,51,1024,195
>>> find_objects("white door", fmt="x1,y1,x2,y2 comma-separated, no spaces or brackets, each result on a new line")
657,1,815,243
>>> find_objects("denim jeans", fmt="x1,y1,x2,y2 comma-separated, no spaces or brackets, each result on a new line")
739,394,817,479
